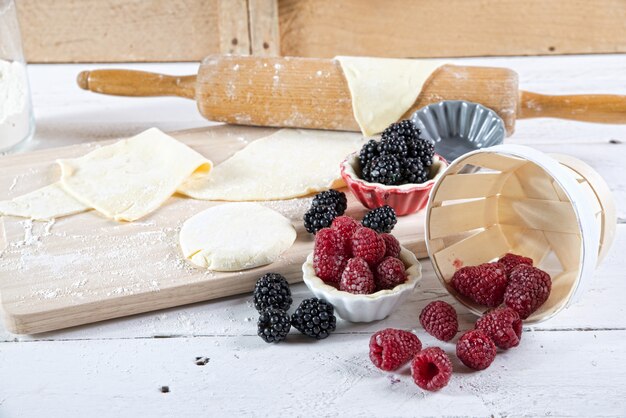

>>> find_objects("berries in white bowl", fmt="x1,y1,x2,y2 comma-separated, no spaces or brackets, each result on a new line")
301,214,421,322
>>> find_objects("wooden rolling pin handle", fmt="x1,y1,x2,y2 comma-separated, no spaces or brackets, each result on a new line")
76,69,197,99
519,90,626,124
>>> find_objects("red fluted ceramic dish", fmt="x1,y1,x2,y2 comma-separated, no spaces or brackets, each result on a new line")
340,153,448,216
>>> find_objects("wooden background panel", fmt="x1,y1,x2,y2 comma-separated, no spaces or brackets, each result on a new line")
278,0,626,58
16,0,626,62
217,0,251,55
18,0,221,62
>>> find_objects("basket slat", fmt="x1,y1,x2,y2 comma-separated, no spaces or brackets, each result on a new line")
552,154,617,264
545,270,579,315
500,173,527,199
498,197,580,234
463,152,527,172
500,224,552,264
429,197,497,239
433,172,509,202
433,225,510,279
544,231,582,272
514,163,563,200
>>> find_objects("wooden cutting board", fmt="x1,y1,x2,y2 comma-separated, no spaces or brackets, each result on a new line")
0,125,428,335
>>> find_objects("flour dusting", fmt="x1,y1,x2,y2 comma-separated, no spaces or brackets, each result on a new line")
0,196,310,308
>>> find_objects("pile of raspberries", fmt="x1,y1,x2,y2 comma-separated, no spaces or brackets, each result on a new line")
451,253,552,320
369,252,547,391
313,214,406,294
370,301,523,391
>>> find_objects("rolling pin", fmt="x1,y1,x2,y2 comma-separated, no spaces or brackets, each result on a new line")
77,55,626,136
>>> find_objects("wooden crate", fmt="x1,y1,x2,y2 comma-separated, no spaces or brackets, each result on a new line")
18,0,626,62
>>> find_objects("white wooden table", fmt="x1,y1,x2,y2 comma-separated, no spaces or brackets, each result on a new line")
1,56,626,417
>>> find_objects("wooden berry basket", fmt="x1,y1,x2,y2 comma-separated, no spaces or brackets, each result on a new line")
424,145,617,323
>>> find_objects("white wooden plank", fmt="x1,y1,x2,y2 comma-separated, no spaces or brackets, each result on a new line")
0,331,625,417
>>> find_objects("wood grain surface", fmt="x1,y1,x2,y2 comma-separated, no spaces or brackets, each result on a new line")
217,0,251,56
18,0,626,62
18,0,220,62
0,125,428,335
278,0,626,58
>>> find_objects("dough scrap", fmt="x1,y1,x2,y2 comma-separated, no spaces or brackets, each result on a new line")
57,128,212,221
0,183,89,220
336,56,446,136
178,129,364,201
179,202,296,271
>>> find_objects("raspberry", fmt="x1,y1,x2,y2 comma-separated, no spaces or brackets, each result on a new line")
313,228,347,286
498,253,533,274
340,257,375,294
315,255,347,287
351,227,386,266
451,263,508,307
381,233,401,258
419,301,458,342
375,256,407,290
410,347,452,391
475,307,522,349
313,227,344,256
456,330,497,370
331,216,360,254
369,328,422,371
504,264,551,319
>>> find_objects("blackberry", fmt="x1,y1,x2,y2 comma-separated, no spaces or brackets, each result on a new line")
400,157,429,184
303,205,339,234
358,139,380,169
381,119,421,144
257,308,291,343
253,273,292,312
363,155,402,185
378,136,408,158
382,119,435,168
407,137,435,167
291,298,337,340
312,189,347,215
362,205,397,233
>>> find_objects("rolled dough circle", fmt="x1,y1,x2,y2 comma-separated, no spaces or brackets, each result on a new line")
179,202,297,271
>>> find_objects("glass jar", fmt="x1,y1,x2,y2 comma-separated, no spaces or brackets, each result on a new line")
0,0,35,152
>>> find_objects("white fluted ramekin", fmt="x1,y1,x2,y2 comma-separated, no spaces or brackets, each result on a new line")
302,247,422,322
